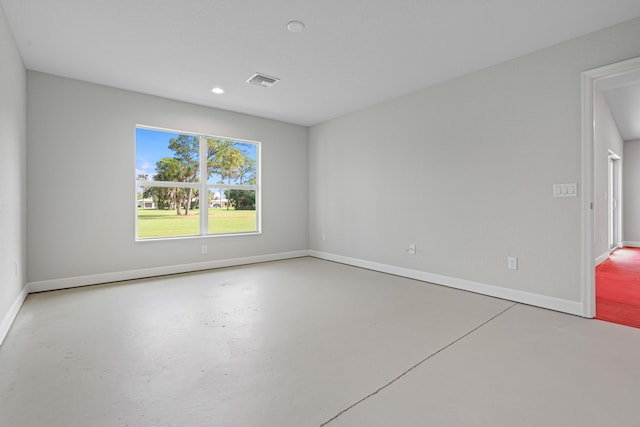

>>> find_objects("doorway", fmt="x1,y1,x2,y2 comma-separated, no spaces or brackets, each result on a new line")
581,56,640,319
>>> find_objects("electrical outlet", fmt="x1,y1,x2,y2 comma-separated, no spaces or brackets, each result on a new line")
322,233,326,241
507,257,518,270
201,245,208,255
408,244,416,255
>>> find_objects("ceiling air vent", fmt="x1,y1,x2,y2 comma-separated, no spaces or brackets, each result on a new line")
246,73,280,88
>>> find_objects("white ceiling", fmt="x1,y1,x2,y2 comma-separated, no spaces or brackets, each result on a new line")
599,69,640,141
3,0,640,127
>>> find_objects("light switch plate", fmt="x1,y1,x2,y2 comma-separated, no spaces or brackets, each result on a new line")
553,183,577,198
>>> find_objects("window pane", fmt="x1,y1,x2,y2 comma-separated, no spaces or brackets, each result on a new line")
137,187,200,239
208,189,257,234
206,139,257,185
136,128,200,183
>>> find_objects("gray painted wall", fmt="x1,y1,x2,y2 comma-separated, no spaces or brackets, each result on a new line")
0,4,26,336
10,14,640,319
309,18,640,304
27,72,308,283
593,89,624,260
624,140,640,245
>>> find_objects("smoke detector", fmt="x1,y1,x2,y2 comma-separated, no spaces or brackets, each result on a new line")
287,21,305,33
246,73,280,88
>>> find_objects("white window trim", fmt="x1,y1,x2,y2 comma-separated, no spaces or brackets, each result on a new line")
135,126,261,241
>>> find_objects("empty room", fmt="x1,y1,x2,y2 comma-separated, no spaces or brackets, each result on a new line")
2,1,640,426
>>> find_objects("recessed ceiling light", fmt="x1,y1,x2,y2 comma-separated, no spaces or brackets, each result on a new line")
211,87,224,94
287,20,305,33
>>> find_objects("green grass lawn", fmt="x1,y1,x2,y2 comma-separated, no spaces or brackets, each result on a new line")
137,208,257,238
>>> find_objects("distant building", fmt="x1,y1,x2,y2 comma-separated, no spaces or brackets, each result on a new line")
209,199,230,209
137,198,157,209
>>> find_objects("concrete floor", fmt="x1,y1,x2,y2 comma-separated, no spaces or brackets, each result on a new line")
1,257,639,427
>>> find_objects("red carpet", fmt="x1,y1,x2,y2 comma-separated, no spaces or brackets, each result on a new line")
596,247,640,329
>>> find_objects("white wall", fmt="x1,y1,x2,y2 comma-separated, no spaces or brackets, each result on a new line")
593,89,624,261
0,3,27,343
309,18,640,311
27,72,308,287
624,140,640,246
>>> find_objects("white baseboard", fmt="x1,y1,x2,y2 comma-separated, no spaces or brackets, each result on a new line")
21,248,584,333
27,250,310,293
309,250,584,316
0,287,27,346
623,241,640,248
594,251,610,266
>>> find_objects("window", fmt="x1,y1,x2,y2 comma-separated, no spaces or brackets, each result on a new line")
135,126,259,240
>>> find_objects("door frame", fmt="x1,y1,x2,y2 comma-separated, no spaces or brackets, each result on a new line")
581,56,640,318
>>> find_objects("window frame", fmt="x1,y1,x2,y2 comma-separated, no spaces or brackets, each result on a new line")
135,125,261,241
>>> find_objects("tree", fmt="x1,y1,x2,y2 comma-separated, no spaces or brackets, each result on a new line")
206,139,256,184
210,144,249,210
224,147,245,184
224,154,256,210
226,189,255,210
154,188,173,210
237,157,255,184
168,135,199,215
206,138,229,177
155,157,186,215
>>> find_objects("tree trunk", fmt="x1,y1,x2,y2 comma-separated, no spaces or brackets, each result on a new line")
175,191,181,215
226,174,231,210
185,188,192,215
